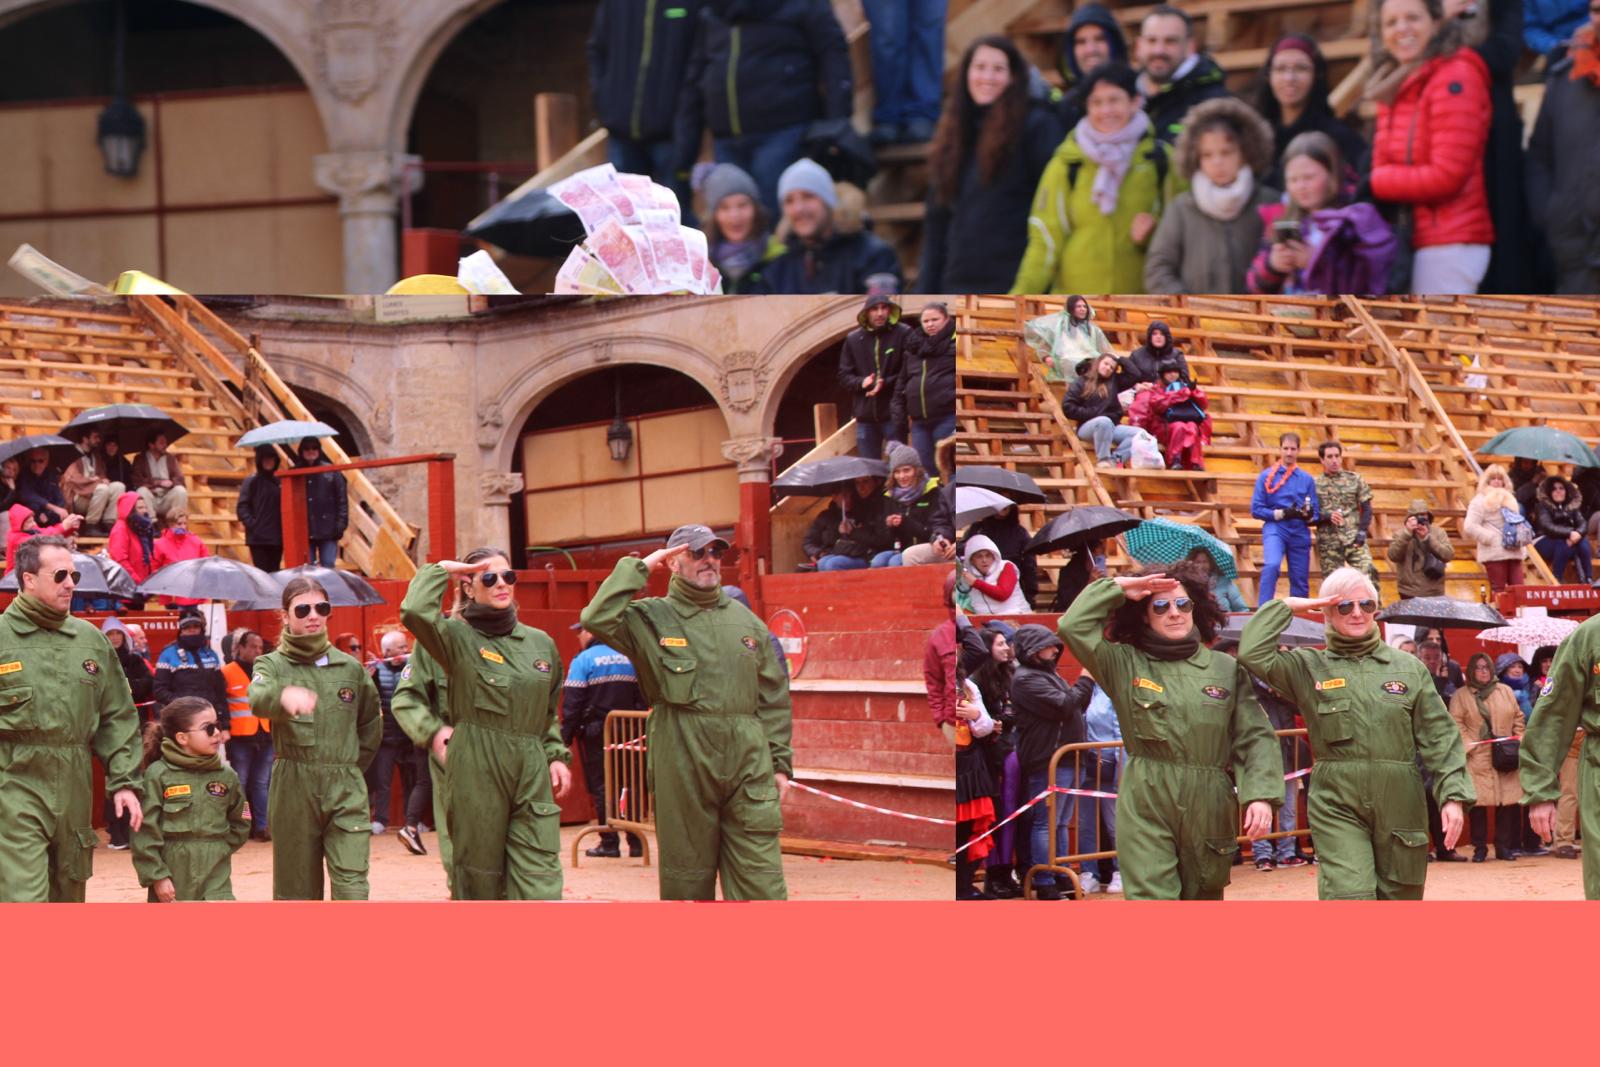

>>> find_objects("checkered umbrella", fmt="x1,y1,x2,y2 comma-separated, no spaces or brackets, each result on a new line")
1123,518,1237,580
1475,615,1581,646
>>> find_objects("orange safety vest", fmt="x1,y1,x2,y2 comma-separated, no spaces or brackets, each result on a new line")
222,660,269,736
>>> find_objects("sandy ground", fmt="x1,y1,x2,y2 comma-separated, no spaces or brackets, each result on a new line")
84,825,952,902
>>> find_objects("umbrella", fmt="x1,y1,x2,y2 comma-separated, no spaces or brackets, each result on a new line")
463,188,588,259
60,404,187,452
0,551,128,596
1024,506,1142,555
956,486,1014,528
1123,518,1238,580
1218,612,1325,649
236,421,340,449
772,456,889,496
1375,596,1507,628
1478,427,1600,468
234,565,386,609
0,434,81,470
1475,615,1582,647
953,465,1046,503
135,557,281,602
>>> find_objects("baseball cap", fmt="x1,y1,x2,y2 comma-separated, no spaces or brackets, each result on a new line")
666,524,730,552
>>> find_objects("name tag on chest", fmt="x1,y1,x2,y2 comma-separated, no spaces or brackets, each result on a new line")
480,648,505,664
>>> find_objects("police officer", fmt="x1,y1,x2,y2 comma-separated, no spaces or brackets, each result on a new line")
1238,567,1474,900
1523,611,1600,897
1059,561,1282,900
399,547,572,901
563,623,645,858
0,535,142,902
1312,441,1378,587
580,524,793,900
389,641,454,895
249,576,382,900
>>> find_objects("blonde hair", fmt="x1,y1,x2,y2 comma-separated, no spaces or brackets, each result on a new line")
1318,566,1378,603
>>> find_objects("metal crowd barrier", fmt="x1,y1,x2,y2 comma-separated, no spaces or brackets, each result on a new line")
570,708,655,866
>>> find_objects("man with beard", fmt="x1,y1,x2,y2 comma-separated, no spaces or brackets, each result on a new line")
580,525,793,900
1135,6,1230,146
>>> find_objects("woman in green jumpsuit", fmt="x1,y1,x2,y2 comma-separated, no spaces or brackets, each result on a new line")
1060,562,1283,899
400,547,572,901
1238,566,1474,900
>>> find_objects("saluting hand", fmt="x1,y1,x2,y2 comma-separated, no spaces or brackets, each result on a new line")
641,543,691,572
1113,573,1181,601
113,788,143,832
280,685,318,718
1440,800,1466,851
438,559,491,577
549,760,572,800
1281,593,1343,614
1241,800,1273,841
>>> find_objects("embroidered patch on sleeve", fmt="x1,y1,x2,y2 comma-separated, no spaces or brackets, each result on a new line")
1382,681,1409,696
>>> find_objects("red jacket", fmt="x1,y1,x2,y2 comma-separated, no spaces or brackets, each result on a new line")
1370,48,1493,250
925,619,958,728
105,491,151,584
5,504,66,571
150,528,210,606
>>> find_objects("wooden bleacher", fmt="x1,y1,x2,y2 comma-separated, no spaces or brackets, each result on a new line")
954,294,1600,608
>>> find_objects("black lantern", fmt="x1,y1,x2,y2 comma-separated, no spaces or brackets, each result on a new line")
96,0,145,178
606,376,633,462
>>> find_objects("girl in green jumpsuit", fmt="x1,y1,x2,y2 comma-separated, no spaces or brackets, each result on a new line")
249,577,382,900
399,548,572,901
1060,563,1284,899
1237,567,1474,900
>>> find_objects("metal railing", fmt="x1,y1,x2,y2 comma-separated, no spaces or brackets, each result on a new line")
571,708,654,866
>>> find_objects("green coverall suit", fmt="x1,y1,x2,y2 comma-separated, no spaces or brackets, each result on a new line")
1238,599,1475,900
131,739,250,900
389,643,454,896
0,596,141,902
1060,579,1285,899
400,564,569,901
249,637,381,900
580,559,794,901
1520,611,1600,899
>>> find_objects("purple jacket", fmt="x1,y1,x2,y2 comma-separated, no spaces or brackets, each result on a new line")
1303,203,1398,295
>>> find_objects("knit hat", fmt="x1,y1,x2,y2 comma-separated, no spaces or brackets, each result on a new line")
699,163,760,212
777,158,838,210
887,444,922,471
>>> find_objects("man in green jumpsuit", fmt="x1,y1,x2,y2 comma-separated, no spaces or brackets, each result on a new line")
1523,611,1600,898
1313,442,1378,587
1060,574,1284,899
1238,575,1474,899
390,642,454,896
0,536,142,902
249,598,382,900
580,524,793,900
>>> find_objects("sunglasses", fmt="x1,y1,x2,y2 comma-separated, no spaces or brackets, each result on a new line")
291,601,333,619
690,546,726,561
1334,599,1378,616
184,722,220,737
51,569,83,584
477,570,518,588
1151,597,1194,616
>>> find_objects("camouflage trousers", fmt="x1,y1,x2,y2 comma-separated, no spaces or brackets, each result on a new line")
1317,539,1378,586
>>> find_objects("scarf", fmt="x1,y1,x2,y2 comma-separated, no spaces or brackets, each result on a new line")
1573,25,1600,87
160,737,221,773
1324,623,1382,658
891,478,925,504
13,592,67,632
712,238,766,281
1191,165,1256,221
1263,461,1298,495
669,574,723,610
1073,109,1151,216
129,510,156,567
1135,628,1200,662
462,602,518,638
278,628,331,664
1468,661,1499,735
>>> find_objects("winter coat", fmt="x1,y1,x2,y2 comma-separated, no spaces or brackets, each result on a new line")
1060,376,1123,432
802,494,889,561
297,446,349,543
1533,477,1585,541
893,319,955,425
881,478,943,549
929,481,955,543
962,534,1032,615
1524,0,1588,53
1472,0,1539,294
919,103,1064,293
1246,199,1398,295
965,516,1037,608
1118,341,1190,391
154,640,229,722
1143,55,1232,146
1010,624,1096,777
1131,381,1212,459
838,303,913,424
15,464,65,518
1386,524,1455,599
1055,3,1130,129
106,491,154,584
758,219,902,296
588,0,704,143
1369,48,1494,250
1143,184,1278,293
1463,483,1527,563
1448,675,1524,807
151,529,211,606
1526,50,1600,294
236,452,283,548
4,503,65,570
672,0,852,165
1010,123,1169,294
130,450,187,492
1262,110,1368,191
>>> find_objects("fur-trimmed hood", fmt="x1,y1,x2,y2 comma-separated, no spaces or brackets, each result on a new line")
1537,474,1583,514
1172,96,1276,180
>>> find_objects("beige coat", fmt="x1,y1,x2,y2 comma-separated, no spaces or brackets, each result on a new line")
1463,490,1526,564
1448,681,1525,807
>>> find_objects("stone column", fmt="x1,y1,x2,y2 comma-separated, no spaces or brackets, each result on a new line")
478,470,525,558
722,435,783,595
314,149,421,293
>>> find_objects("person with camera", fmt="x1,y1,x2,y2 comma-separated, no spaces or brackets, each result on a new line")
1448,652,1524,862
1251,432,1320,606
1314,441,1378,588
1387,499,1455,598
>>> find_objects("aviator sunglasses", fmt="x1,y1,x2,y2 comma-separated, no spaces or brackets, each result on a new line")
476,570,518,587
291,601,334,619
1151,597,1194,616
49,569,83,584
690,545,726,561
1334,599,1377,616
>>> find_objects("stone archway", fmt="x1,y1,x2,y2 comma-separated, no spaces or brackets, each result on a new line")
751,296,863,445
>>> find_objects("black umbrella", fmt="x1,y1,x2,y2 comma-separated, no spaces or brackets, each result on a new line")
802,117,877,188
463,188,588,259
1217,612,1325,649
953,465,1046,503
1024,506,1142,555
233,565,385,610
772,456,889,496
60,404,187,452
0,434,80,470
1375,596,1508,628
0,551,129,596
135,557,281,602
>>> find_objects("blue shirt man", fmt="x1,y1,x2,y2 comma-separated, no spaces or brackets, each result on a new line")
1250,432,1320,605
562,626,644,857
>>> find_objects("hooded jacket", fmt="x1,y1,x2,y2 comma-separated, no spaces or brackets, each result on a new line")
1119,322,1191,389
965,513,1038,607
1143,53,1232,146
1534,476,1585,541
1010,624,1095,777
102,616,154,708
151,524,211,606
962,533,1032,614
893,317,955,425
106,491,154,584
296,440,350,543
236,447,283,548
838,296,914,424
4,503,66,569
588,0,704,143
1246,199,1398,295
1056,3,1130,128
1463,467,1527,563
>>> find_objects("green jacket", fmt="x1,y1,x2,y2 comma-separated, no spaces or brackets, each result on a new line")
1522,612,1600,802
390,641,450,747
131,752,248,885
1238,600,1475,806
1058,579,1283,806
1011,127,1170,295
248,644,381,769
399,564,567,766
0,598,141,793
579,558,794,777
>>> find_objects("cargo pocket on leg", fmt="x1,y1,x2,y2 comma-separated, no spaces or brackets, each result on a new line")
529,800,562,855
1198,836,1237,895
733,782,784,835
73,827,98,883
1386,828,1430,887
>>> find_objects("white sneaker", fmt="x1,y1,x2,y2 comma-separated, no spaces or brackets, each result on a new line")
1107,873,1123,894
1078,872,1102,893
370,821,386,835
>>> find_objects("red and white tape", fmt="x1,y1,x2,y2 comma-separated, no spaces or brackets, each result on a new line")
1285,766,1312,780
787,780,956,826
1468,735,1518,747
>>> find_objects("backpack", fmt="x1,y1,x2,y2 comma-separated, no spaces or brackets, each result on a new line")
1499,507,1534,549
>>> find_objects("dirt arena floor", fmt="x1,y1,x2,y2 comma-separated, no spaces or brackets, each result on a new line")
84,825,952,902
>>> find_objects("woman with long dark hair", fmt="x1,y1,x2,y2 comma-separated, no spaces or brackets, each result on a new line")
1251,33,1368,190
920,34,1064,293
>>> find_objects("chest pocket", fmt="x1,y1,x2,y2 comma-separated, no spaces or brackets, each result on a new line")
0,685,39,732
658,657,698,706
1126,694,1171,744
161,790,196,833
1315,701,1355,746
477,672,511,716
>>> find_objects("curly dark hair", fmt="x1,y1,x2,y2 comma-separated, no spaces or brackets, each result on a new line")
928,34,1032,206
1105,560,1226,646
